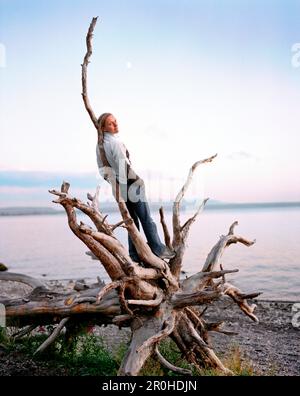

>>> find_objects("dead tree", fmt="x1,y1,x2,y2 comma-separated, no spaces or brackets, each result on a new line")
0,18,261,376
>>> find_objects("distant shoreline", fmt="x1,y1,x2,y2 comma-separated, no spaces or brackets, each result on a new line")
0,201,300,216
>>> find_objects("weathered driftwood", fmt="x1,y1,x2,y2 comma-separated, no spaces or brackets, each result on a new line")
0,18,262,376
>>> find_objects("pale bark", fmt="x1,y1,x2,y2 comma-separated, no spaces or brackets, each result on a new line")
159,206,172,250
0,272,46,290
222,282,261,322
201,221,256,273
155,345,193,375
34,317,70,355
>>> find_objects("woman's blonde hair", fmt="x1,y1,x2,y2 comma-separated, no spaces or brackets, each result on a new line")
98,112,112,131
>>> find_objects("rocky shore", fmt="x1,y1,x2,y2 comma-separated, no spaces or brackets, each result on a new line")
0,279,299,376
94,299,300,376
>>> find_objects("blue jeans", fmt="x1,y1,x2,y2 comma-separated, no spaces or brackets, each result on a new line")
122,182,166,261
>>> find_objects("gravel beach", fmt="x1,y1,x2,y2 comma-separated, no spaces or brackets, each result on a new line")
94,299,300,376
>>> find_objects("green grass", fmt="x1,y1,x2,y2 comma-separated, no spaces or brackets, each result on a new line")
64,335,119,376
0,327,8,344
2,328,120,376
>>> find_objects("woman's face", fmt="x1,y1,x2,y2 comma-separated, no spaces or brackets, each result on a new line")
103,115,119,134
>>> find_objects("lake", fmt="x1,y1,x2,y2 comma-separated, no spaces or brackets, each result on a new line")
0,206,299,301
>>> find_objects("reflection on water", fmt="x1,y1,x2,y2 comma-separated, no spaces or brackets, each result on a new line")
0,207,299,301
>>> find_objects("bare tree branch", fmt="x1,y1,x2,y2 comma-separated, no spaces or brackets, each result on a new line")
155,345,193,375
201,221,256,273
34,317,70,355
81,17,99,129
181,197,209,238
171,289,221,309
173,154,217,245
96,281,122,303
159,206,172,250
0,272,47,291
127,291,163,307
12,325,37,339
181,269,239,293
170,155,217,279
222,282,261,322
137,311,176,353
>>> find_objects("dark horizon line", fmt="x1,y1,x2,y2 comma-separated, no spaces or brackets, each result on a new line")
0,200,300,216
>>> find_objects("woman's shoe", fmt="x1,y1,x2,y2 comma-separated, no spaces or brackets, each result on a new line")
159,247,176,260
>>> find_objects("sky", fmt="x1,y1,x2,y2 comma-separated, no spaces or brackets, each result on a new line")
0,0,300,206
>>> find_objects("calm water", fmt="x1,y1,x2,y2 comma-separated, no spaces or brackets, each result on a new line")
0,207,299,301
